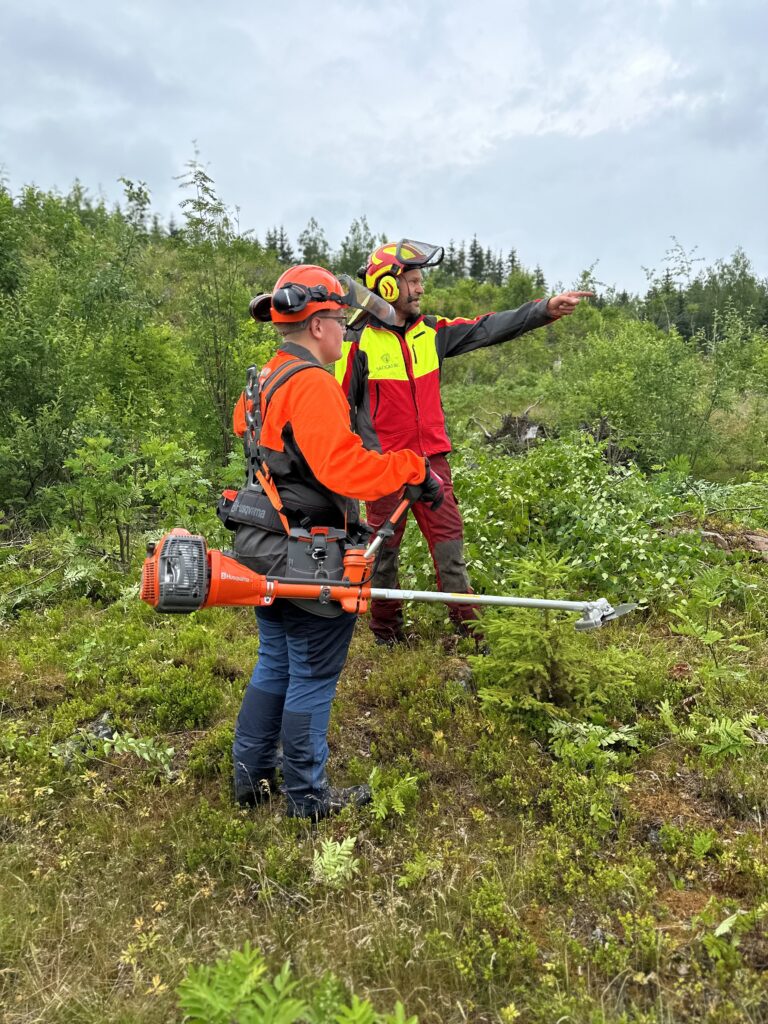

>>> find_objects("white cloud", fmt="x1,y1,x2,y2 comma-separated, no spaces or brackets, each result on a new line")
1,0,766,290
242,3,709,174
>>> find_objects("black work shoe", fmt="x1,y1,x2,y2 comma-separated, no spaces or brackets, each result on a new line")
373,633,405,648
233,772,282,808
286,784,372,821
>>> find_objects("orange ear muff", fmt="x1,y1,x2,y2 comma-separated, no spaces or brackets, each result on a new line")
377,274,400,303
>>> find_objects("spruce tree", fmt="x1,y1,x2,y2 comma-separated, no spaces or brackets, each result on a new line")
456,242,467,278
276,226,294,264
264,228,279,255
468,235,484,280
444,239,459,279
335,216,377,277
297,217,330,265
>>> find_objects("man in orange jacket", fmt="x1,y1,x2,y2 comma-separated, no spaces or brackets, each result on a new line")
231,265,443,819
336,240,592,646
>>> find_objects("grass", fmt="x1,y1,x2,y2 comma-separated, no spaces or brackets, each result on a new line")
2,465,768,1021
1,586,767,1023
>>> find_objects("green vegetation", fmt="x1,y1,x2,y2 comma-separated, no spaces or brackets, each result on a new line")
1,170,768,1022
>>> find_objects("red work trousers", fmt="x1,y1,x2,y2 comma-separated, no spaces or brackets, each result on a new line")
364,453,478,642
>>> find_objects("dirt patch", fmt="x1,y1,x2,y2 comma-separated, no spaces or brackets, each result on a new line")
666,518,768,560
629,747,733,832
656,886,713,930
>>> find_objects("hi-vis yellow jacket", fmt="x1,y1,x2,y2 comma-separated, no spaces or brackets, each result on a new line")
335,302,552,457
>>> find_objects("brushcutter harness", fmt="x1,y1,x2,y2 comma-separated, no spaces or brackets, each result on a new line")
219,357,380,616
218,359,319,537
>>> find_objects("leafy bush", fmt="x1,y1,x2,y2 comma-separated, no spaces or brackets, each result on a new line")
0,530,126,619
35,430,217,566
659,700,764,763
469,545,643,729
444,436,707,609
182,799,256,872
188,721,235,779
543,318,710,468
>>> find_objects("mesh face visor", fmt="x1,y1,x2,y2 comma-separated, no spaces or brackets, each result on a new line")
395,239,444,269
336,275,396,324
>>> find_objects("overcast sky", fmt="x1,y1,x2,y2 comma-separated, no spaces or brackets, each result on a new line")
1,0,766,293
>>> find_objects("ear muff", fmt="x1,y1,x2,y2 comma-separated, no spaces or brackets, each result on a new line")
272,283,329,315
249,293,273,321
377,274,400,303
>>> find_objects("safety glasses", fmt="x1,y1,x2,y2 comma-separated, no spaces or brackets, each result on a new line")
314,313,348,327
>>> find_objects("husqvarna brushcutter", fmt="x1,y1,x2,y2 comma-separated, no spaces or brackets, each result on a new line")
140,497,636,631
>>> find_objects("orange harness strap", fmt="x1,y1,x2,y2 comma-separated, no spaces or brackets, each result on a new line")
243,357,321,536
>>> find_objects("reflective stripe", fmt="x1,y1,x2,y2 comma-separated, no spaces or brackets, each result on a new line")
335,341,354,386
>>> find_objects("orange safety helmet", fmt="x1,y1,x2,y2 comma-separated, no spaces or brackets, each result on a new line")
362,239,444,303
249,265,345,324
250,265,397,326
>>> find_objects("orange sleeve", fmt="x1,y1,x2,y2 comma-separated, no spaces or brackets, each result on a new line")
273,369,426,501
233,391,248,438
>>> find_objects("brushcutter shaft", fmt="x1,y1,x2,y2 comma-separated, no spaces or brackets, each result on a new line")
368,588,610,615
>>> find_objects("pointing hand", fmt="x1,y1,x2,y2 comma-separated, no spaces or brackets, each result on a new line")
545,291,594,319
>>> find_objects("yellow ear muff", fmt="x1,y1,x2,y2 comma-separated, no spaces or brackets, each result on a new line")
377,274,400,303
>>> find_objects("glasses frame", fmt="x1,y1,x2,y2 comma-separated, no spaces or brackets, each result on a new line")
312,312,348,327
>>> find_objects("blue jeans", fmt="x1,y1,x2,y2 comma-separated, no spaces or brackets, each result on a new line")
233,602,357,811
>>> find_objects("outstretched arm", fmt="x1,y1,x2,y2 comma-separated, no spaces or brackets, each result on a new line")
435,299,551,360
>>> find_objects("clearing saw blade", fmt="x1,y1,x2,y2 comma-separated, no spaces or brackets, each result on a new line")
574,601,639,631
600,602,639,623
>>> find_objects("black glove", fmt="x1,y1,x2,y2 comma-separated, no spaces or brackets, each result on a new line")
405,461,445,510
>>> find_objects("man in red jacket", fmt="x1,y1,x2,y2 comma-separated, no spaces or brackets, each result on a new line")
335,239,592,646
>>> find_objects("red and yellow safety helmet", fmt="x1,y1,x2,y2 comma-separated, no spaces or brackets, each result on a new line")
362,239,444,302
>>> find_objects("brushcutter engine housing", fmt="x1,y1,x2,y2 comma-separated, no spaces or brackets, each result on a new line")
141,531,210,613
140,528,376,615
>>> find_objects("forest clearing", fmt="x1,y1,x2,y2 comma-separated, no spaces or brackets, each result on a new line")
1,173,768,1023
